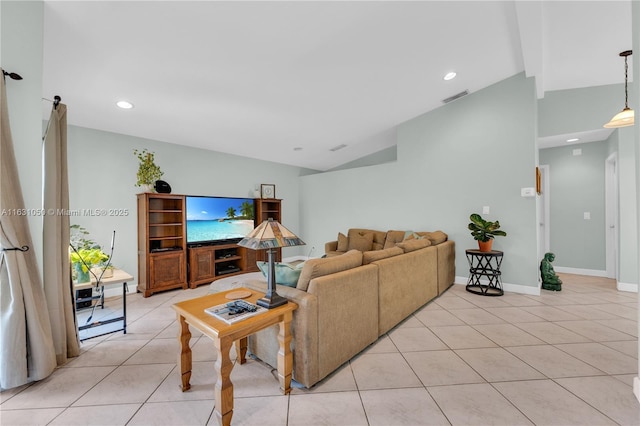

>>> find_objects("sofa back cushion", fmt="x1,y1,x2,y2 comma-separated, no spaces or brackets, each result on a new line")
405,230,448,245
363,246,404,265
396,238,431,253
297,249,363,291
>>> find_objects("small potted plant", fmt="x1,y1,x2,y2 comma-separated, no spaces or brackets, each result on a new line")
468,213,507,252
70,248,109,283
69,225,112,282
134,148,163,192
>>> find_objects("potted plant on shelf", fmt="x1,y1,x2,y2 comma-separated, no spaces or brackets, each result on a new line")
133,148,163,192
468,213,507,252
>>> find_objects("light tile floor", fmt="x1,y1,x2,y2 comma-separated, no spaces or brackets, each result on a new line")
2,273,639,425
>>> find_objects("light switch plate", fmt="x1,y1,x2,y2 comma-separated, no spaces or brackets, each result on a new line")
521,187,536,197
482,206,490,214
584,212,591,220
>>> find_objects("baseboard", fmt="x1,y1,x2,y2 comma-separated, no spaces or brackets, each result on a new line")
102,285,137,299
454,276,540,296
634,377,640,404
554,266,607,277
617,281,638,293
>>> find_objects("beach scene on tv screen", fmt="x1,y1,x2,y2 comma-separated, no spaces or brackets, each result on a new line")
187,197,254,243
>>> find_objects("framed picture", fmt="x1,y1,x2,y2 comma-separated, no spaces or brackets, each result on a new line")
261,184,276,199
536,167,541,195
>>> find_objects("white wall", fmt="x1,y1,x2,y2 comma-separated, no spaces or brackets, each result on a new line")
301,73,540,292
66,125,312,288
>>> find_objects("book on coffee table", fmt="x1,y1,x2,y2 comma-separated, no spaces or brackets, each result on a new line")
204,300,266,324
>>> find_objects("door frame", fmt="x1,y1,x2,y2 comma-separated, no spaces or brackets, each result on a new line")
537,165,551,262
605,152,619,280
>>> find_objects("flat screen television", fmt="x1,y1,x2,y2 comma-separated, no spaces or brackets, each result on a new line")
186,196,256,246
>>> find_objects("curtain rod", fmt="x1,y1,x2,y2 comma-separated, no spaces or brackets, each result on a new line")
42,95,62,109
2,70,23,80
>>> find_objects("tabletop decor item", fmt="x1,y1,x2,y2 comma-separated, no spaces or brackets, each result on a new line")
238,218,305,308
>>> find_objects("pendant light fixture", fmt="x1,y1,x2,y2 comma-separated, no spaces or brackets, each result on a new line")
604,50,634,128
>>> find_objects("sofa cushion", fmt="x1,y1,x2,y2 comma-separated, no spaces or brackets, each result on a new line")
257,261,305,287
347,231,374,252
383,230,405,249
296,249,363,291
337,232,348,252
406,230,448,245
396,238,431,253
363,246,403,265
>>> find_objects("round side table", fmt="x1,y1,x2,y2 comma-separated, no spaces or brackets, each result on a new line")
465,249,504,296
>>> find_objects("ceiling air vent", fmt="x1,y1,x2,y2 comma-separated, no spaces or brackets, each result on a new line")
442,90,469,104
329,144,347,152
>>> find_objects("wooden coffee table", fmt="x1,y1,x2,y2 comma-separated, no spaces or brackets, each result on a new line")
172,288,297,426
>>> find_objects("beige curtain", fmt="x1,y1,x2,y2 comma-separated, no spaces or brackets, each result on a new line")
0,69,57,389
43,101,79,364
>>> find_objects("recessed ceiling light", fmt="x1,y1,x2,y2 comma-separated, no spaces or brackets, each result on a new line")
443,72,457,81
116,100,134,109
566,138,579,142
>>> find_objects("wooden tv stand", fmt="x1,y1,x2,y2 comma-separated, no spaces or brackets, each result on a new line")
188,243,259,288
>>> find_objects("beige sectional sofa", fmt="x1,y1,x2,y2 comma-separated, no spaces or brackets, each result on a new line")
209,228,455,388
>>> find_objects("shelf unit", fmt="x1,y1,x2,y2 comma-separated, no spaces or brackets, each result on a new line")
255,198,282,262
188,243,259,288
137,193,188,297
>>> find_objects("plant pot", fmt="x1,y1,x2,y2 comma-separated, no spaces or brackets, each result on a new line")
478,239,493,252
74,262,90,283
139,184,155,193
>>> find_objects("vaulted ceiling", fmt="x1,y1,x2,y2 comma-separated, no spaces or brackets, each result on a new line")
42,1,632,171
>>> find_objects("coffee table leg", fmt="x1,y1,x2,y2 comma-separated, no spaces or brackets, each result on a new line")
177,314,192,391
214,337,234,426
277,311,294,394
235,337,247,365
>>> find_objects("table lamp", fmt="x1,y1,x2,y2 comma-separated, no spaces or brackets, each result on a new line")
238,218,305,308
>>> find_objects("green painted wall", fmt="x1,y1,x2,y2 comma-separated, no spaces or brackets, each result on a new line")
66,125,311,285
301,73,540,291
1,0,44,272
539,141,609,271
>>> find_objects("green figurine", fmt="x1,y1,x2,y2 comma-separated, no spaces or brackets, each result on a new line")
540,252,562,291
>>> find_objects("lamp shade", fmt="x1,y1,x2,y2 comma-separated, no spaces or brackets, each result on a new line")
603,107,635,128
238,218,305,250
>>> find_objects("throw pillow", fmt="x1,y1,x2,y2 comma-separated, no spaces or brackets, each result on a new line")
383,230,405,249
347,232,374,252
256,261,305,287
337,232,348,252
396,238,431,253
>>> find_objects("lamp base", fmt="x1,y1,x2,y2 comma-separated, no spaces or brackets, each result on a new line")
256,293,288,309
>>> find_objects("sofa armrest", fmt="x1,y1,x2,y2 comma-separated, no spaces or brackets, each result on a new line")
325,240,338,253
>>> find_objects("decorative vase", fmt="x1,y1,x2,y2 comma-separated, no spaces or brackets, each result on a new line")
74,262,90,283
478,239,493,252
